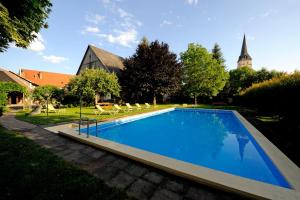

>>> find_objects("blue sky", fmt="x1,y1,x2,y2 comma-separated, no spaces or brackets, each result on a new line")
1,0,300,74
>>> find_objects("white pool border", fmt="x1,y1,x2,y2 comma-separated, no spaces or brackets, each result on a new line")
47,108,300,200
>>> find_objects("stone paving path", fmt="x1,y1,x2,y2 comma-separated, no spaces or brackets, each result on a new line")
0,112,246,200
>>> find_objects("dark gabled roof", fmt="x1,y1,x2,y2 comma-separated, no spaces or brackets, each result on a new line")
238,34,252,61
77,45,124,75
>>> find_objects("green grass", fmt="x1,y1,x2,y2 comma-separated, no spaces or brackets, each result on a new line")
16,104,175,125
0,126,131,200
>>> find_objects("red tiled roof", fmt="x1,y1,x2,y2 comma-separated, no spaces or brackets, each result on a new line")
20,69,74,88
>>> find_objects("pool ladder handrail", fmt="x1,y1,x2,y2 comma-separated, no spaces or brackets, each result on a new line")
78,117,98,138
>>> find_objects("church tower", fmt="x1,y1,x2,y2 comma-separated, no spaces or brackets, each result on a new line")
237,34,252,68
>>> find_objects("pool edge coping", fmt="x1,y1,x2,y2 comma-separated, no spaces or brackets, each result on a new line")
46,108,300,200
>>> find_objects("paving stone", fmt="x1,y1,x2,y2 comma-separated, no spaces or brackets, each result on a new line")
63,151,85,162
72,154,96,166
125,164,148,177
81,155,117,173
110,158,130,169
164,179,184,193
54,148,74,157
65,143,86,151
185,186,217,200
143,171,164,184
107,171,136,189
127,179,156,200
150,189,182,200
49,145,68,154
80,146,96,154
94,166,120,182
89,150,106,159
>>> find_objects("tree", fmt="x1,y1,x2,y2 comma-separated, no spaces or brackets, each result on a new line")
67,68,120,105
181,43,228,104
0,0,52,52
212,43,225,66
32,85,61,104
227,67,256,96
121,39,182,105
222,67,285,98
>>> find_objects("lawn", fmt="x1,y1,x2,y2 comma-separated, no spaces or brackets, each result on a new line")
16,104,175,125
0,126,131,200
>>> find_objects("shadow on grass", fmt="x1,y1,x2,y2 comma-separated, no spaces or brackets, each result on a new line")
0,126,131,200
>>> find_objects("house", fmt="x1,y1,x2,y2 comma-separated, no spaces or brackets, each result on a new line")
76,45,124,75
0,68,37,105
19,69,74,88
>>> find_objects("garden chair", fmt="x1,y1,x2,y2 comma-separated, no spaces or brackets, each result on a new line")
95,105,117,115
48,104,58,113
145,103,151,109
114,104,126,112
125,103,134,111
135,103,142,110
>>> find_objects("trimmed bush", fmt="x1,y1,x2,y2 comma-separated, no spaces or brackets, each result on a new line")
239,72,300,117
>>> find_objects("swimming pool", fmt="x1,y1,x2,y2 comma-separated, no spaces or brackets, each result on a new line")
80,108,290,188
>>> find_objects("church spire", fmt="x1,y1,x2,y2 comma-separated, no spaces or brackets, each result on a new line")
237,34,252,68
240,34,249,57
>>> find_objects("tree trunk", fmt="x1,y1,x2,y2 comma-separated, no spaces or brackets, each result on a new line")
95,93,99,106
194,95,197,105
153,95,157,106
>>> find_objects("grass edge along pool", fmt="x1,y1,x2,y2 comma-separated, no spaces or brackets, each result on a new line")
72,108,300,199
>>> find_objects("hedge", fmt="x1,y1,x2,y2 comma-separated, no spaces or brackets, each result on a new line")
239,72,300,117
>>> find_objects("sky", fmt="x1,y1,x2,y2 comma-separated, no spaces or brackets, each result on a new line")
1,0,300,74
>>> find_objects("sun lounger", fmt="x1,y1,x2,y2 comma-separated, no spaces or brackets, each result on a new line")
95,105,117,115
114,104,126,112
125,103,134,111
135,103,142,110
145,103,151,109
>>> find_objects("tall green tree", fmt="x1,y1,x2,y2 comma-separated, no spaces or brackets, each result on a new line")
0,0,52,52
121,39,182,105
212,43,225,66
181,43,228,104
67,68,120,105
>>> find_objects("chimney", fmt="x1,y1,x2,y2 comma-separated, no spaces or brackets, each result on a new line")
38,72,42,79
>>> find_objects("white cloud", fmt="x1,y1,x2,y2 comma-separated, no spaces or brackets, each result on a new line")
160,20,173,27
185,0,198,5
42,55,69,64
86,14,105,24
28,32,45,52
82,26,100,34
98,29,137,47
261,10,278,18
82,0,142,48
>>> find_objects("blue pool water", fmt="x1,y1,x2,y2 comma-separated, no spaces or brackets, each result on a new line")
81,108,290,188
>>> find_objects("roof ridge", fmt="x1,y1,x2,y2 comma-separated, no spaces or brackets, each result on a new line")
20,68,74,76
89,44,124,59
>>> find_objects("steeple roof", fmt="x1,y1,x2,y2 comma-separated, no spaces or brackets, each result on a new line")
238,34,252,61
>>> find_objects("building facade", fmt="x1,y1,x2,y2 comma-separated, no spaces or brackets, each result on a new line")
0,68,36,106
237,34,252,68
76,45,124,75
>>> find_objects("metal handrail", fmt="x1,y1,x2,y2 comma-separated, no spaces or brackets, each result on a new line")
78,117,99,138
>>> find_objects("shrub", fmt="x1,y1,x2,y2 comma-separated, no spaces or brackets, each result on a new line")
239,72,300,118
32,85,61,105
